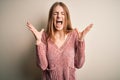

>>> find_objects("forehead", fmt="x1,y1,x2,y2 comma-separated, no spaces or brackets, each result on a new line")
53,5,64,12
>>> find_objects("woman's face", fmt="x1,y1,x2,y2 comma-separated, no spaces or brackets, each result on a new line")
53,5,65,31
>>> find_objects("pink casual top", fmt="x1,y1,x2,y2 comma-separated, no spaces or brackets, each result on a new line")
36,29,85,80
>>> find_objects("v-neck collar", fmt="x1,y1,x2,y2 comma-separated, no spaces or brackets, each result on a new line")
49,32,72,51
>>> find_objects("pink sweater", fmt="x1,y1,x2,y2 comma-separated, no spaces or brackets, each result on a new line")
36,29,85,80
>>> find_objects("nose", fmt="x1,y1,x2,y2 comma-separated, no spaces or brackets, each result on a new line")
57,12,61,18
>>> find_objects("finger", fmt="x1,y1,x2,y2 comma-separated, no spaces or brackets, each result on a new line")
86,24,93,30
26,22,33,29
75,28,79,35
26,23,39,35
87,24,93,30
83,24,93,34
26,21,31,26
26,22,34,29
26,22,37,31
40,29,44,34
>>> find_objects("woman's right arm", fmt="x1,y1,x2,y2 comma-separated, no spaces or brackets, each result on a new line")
26,22,48,70
36,41,48,70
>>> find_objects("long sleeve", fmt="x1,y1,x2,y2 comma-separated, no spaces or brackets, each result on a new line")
36,32,48,70
36,42,48,70
74,30,85,69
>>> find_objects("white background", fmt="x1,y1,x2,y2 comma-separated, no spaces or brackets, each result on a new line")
0,0,120,80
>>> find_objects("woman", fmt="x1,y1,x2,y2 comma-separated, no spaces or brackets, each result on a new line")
26,2,93,80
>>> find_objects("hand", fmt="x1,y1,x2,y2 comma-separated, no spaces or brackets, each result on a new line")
76,24,93,41
26,21,44,42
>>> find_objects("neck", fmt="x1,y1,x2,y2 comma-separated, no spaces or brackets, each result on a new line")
55,30,65,40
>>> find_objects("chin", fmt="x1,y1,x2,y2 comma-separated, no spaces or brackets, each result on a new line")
55,26,64,31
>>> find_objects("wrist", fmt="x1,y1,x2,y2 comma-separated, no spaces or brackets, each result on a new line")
36,40,41,45
78,38,84,42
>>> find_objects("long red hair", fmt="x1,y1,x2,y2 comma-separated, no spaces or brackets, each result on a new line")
46,2,73,41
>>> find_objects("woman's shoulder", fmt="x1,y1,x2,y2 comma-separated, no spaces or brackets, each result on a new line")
66,29,78,41
69,29,78,36
41,30,48,43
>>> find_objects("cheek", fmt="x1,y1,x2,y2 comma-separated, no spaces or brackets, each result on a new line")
53,15,57,20
63,16,65,22
63,17,66,24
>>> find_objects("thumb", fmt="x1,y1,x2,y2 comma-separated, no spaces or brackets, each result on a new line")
75,28,79,35
40,29,44,33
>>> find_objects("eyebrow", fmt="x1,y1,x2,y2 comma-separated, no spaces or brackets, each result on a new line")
53,11,65,13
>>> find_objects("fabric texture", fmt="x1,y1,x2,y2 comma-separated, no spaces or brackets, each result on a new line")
36,29,85,80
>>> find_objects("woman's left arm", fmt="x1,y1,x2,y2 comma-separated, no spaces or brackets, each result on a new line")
74,40,85,69
74,24,93,69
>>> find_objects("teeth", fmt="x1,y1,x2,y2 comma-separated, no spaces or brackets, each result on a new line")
56,21,62,24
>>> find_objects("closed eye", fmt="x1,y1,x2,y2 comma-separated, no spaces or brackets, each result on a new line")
53,12,65,15
53,12,57,15
61,12,65,15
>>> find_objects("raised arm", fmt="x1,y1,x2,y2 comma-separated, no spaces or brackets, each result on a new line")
74,24,93,69
26,22,48,70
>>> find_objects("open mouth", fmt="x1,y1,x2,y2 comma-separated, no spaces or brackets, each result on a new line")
56,21,63,24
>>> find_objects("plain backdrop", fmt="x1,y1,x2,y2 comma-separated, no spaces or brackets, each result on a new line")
0,0,120,80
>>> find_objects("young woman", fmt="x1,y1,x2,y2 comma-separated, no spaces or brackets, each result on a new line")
26,2,93,80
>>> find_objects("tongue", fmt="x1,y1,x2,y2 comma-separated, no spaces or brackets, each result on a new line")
57,23,62,26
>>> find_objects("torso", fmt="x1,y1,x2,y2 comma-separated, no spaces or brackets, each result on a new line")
54,34,68,49
41,29,79,80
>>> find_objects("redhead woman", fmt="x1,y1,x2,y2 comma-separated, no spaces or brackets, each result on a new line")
26,2,93,80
